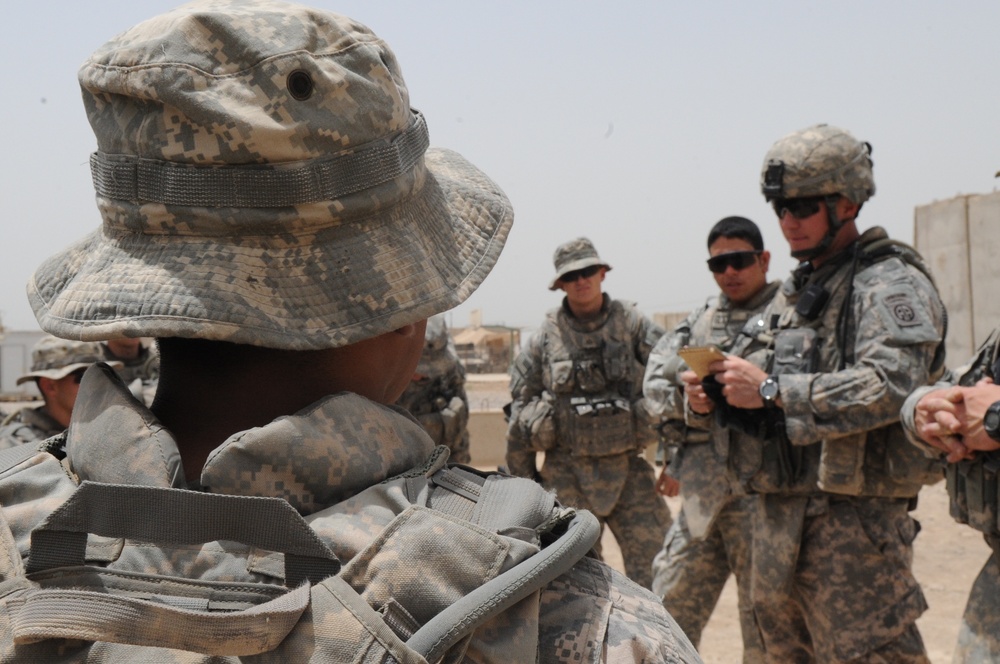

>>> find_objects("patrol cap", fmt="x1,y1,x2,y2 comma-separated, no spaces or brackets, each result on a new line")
760,124,875,205
17,336,121,385
548,237,612,290
28,0,513,351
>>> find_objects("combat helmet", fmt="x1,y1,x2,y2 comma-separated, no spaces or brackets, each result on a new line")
761,124,875,204
761,124,874,260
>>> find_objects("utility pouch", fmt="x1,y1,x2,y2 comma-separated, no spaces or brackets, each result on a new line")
794,283,830,321
964,458,1000,536
772,327,819,376
562,398,635,457
574,358,607,394
817,433,866,495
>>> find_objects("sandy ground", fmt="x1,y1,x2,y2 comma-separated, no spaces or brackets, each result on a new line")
597,481,989,664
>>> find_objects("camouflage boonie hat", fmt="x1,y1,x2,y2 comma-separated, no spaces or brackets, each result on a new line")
28,0,513,351
548,237,612,290
760,124,875,204
17,336,121,385
414,315,459,377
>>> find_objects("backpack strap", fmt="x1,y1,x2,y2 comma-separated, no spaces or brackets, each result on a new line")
400,465,601,660
407,509,600,661
27,481,341,585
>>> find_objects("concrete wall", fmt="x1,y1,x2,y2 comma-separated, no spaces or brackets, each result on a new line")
914,191,1000,365
0,330,45,397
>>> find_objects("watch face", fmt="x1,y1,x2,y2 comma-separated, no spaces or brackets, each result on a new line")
760,378,779,401
986,408,1000,433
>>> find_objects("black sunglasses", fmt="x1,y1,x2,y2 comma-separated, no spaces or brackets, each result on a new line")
706,251,761,274
772,195,827,220
70,369,88,384
559,265,602,283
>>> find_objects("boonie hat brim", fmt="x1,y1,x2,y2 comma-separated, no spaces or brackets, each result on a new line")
29,149,512,351
548,259,612,291
17,360,123,386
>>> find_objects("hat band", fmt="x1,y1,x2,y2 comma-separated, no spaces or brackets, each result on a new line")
89,110,429,208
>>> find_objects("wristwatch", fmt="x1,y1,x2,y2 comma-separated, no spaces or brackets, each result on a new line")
984,400,1000,443
759,375,780,408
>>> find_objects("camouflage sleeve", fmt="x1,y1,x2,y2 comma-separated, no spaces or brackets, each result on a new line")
781,260,946,446
642,308,699,422
506,333,546,478
629,305,667,367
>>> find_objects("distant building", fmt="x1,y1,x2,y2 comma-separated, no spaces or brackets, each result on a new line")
0,329,47,399
452,325,520,374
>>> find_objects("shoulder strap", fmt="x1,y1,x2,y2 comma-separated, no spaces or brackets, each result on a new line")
406,466,600,659
28,481,341,585
860,236,937,285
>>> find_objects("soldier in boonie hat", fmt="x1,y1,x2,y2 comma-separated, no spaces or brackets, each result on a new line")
0,336,121,448
548,237,613,290
509,234,672,589
0,2,699,662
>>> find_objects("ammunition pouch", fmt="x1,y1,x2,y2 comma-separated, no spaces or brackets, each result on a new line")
947,453,1000,548
556,397,636,458
516,398,556,452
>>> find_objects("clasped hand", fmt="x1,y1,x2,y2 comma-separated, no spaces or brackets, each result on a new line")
914,379,1000,463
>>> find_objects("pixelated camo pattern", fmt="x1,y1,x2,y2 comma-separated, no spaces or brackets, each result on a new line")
0,363,701,662
0,407,64,450
549,236,611,290
761,123,875,204
29,0,512,350
508,297,672,588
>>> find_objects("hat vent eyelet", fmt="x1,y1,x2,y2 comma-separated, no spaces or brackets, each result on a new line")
287,70,314,101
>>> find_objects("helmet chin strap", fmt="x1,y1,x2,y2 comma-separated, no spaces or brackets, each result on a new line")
791,196,844,261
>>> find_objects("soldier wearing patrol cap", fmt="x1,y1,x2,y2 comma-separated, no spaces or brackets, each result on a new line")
902,332,1000,662
707,125,947,661
0,1,699,661
506,236,673,589
0,335,121,448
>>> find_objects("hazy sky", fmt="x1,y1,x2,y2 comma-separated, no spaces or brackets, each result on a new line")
1,1,997,335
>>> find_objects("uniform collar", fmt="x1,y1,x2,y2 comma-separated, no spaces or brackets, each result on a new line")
66,363,435,514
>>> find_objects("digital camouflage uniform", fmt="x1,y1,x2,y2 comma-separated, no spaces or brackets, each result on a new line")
644,281,779,661
395,315,471,464
733,228,946,663
100,341,160,406
0,364,700,662
902,328,1000,663
507,292,672,589
731,125,948,663
0,3,701,661
0,336,114,449
0,406,64,449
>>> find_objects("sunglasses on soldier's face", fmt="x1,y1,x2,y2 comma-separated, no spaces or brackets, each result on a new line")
772,195,826,220
559,265,601,283
706,251,761,274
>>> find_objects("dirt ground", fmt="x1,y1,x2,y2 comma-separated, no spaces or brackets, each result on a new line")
598,481,989,663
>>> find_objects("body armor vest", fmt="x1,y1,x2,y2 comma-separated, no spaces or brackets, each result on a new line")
541,301,645,457
731,229,944,497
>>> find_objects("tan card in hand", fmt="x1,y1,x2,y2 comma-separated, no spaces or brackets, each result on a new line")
677,345,727,380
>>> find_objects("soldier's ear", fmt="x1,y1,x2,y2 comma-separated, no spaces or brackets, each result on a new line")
37,377,57,398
